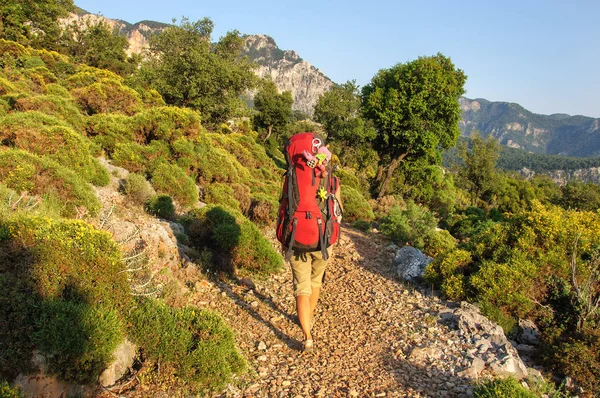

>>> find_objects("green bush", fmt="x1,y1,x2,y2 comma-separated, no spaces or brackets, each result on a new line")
145,194,175,219
0,149,101,217
33,301,123,383
110,142,147,173
70,77,142,116
424,249,471,300
203,183,240,211
553,331,600,396
85,113,135,154
379,201,437,249
473,377,537,398
352,220,371,232
0,112,108,186
341,186,374,222
121,173,155,206
127,299,246,393
186,205,282,275
248,194,278,225
130,106,202,144
0,216,131,381
0,381,24,398
151,163,198,208
14,94,85,128
422,228,457,258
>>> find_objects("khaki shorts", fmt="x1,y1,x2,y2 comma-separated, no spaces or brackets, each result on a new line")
289,248,332,297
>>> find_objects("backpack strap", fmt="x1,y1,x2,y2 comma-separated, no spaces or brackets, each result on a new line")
317,218,328,261
285,218,298,261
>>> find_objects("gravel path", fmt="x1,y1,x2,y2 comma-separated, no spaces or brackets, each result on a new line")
194,226,476,398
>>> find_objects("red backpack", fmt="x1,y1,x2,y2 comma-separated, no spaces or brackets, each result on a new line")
276,132,342,261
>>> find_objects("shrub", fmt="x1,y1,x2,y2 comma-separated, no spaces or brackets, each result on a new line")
553,331,600,396
151,163,198,208
379,201,438,249
422,229,457,258
0,149,101,217
186,205,282,275
85,113,135,154
0,216,131,381
127,299,246,393
424,249,471,300
14,95,85,128
370,195,405,219
0,113,108,186
130,106,202,144
33,301,123,383
0,381,24,398
110,142,147,173
145,194,175,219
44,83,71,98
341,186,374,222
473,377,538,398
121,173,155,205
352,220,371,232
203,183,240,211
248,194,278,225
71,78,142,116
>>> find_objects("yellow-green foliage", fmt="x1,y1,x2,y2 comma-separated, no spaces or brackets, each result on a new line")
45,83,71,98
554,331,600,396
0,215,131,382
0,112,108,185
0,39,30,58
127,299,246,393
425,249,471,300
110,142,147,173
0,76,16,95
203,183,241,211
0,381,24,398
131,106,203,144
186,205,283,275
14,95,85,127
65,66,121,89
72,78,142,115
151,163,198,207
473,377,538,398
66,66,142,115
0,149,101,217
86,113,135,154
341,186,375,222
31,49,70,68
121,173,155,206
422,228,458,258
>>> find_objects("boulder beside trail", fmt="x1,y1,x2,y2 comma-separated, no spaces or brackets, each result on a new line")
393,246,432,282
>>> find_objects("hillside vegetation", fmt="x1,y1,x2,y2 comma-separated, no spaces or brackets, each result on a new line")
1,1,599,396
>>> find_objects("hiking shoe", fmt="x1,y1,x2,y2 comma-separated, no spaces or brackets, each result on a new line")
303,339,314,353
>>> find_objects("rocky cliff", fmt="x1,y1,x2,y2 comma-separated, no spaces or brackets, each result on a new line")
62,13,333,115
60,12,169,56
242,34,334,115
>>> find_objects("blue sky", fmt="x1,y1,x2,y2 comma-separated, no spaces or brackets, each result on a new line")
75,0,600,118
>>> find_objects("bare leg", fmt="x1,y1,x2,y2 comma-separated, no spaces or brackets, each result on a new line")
296,295,312,340
309,286,321,319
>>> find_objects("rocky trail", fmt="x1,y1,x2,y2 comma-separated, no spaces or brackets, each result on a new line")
193,227,486,398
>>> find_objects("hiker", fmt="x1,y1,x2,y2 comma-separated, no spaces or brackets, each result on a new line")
276,132,343,352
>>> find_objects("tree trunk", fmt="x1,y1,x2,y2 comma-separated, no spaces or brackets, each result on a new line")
377,153,407,198
263,125,273,142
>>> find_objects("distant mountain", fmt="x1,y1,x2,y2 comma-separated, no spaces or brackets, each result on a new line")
460,97,600,157
241,35,334,115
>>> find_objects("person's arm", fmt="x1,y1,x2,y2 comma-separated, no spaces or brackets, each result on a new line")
334,181,343,222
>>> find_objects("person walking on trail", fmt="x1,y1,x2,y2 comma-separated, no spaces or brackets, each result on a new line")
276,132,343,353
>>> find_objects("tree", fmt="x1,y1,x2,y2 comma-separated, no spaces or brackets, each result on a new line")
362,53,467,198
60,20,135,75
314,80,376,169
458,133,501,204
0,0,74,49
141,17,257,125
253,79,293,142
